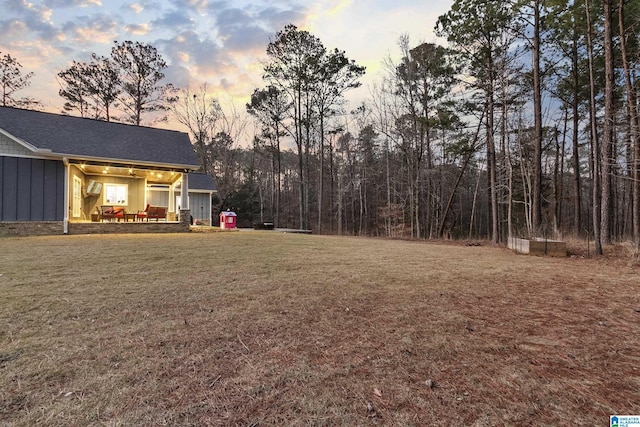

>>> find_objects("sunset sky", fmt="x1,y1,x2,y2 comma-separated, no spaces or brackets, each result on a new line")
0,0,454,133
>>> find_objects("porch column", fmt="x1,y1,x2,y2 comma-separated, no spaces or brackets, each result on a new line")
63,158,69,234
169,182,175,213
181,172,189,210
179,172,191,227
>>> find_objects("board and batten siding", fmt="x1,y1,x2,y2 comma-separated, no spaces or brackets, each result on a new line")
1,156,65,221
188,192,212,223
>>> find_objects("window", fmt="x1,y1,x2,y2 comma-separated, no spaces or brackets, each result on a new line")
104,183,128,205
72,176,82,217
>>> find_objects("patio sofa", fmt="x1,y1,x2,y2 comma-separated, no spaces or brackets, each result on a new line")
138,205,167,221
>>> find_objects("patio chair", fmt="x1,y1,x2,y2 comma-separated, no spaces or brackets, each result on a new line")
137,204,150,221
101,205,125,222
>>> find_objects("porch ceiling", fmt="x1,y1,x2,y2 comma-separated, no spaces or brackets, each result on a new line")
78,164,182,185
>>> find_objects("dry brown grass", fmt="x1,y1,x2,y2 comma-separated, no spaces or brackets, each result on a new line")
1,232,639,426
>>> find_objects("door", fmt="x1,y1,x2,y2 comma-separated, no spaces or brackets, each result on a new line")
72,175,82,218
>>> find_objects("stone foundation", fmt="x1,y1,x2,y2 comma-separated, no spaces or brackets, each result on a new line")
180,209,192,226
68,222,189,234
0,221,63,236
0,221,190,236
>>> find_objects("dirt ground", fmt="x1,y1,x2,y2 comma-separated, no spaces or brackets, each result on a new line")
0,232,638,426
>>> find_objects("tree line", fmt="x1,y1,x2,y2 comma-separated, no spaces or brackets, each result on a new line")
242,0,639,255
1,0,638,253
56,40,174,125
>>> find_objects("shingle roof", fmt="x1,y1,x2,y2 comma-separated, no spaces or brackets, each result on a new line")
188,172,217,191
0,106,199,169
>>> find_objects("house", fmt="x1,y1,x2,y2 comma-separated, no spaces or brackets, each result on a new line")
0,106,215,235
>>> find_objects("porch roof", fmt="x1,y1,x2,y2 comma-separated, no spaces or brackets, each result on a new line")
185,173,217,192
0,106,199,170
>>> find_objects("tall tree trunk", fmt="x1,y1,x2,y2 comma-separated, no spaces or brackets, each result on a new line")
408,166,415,237
415,169,421,239
269,143,276,223
317,113,325,233
601,0,614,245
517,122,533,234
532,0,544,234
303,92,312,231
329,139,335,233
487,69,499,244
275,125,281,228
559,113,567,235
571,27,582,235
337,160,343,235
553,126,561,236
386,139,392,237
618,0,640,246
507,142,514,239
295,87,305,230
586,0,603,254
468,160,483,240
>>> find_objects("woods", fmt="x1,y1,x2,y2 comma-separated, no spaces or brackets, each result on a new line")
239,0,639,251
4,1,639,249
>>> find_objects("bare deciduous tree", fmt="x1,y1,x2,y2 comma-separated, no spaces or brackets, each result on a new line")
1,52,39,108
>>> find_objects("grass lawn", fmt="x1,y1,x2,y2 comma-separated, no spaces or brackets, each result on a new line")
1,232,638,426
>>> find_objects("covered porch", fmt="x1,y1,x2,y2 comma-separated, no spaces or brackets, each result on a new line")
65,161,194,231
63,160,199,234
